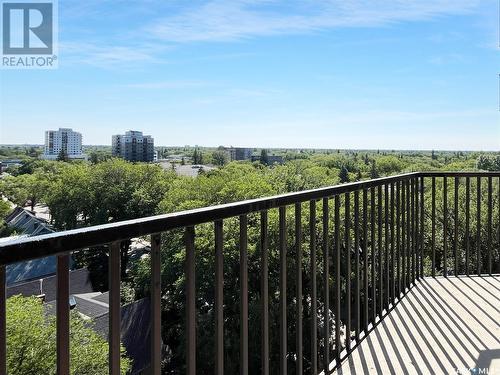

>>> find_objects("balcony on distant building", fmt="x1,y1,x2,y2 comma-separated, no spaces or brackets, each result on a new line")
0,171,499,374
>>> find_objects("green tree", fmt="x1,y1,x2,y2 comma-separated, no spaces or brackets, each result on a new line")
339,165,350,183
376,156,405,175
370,160,380,179
0,172,50,211
192,148,203,164
211,150,228,166
260,149,269,166
6,295,131,374
57,149,69,162
0,200,13,237
40,159,175,280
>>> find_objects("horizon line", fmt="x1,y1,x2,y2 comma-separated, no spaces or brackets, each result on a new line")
0,143,498,153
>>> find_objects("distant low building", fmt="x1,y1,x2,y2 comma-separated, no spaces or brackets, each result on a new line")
42,128,87,160
228,147,253,161
112,131,154,162
251,154,284,165
0,159,22,174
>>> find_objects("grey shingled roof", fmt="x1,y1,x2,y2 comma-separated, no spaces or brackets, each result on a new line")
4,207,57,285
7,268,94,301
92,291,109,304
73,295,109,319
93,298,152,374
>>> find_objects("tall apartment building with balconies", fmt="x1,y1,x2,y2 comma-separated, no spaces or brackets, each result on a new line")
42,128,86,160
112,131,155,162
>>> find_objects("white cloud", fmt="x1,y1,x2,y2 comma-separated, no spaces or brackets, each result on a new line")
123,80,211,89
59,42,169,68
146,0,482,43
427,53,467,65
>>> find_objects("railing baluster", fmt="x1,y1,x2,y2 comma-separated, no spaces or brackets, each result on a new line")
466,177,470,276
309,200,317,375
345,192,351,350
334,195,341,363
443,177,448,277
396,182,401,297
487,177,492,275
151,234,162,375
370,187,376,323
295,203,303,375
109,241,121,375
377,185,383,316
322,198,330,373
56,254,70,375
420,177,424,279
411,178,416,283
453,178,459,277
0,266,4,375
239,215,248,375
260,212,269,375
279,206,287,375
185,227,196,375
384,183,389,308
406,180,411,288
431,177,436,277
414,178,419,281
362,189,368,331
354,190,360,342
401,181,406,290
239,215,249,375
390,182,395,300
477,177,481,276
215,220,224,375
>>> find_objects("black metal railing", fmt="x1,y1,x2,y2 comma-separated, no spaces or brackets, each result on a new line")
0,171,498,375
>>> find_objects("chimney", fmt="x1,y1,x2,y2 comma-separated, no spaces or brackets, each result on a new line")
36,279,45,302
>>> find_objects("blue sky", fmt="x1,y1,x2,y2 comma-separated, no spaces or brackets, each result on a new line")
0,0,499,150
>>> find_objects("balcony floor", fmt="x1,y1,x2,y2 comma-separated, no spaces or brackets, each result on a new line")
336,276,500,375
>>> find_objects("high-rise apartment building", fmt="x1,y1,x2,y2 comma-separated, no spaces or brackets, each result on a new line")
112,131,155,162
42,128,86,160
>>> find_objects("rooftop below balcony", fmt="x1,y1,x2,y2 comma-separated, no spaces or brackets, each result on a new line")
335,276,500,375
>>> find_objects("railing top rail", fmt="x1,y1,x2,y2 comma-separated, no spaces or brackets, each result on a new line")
0,170,498,266
0,172,418,265
419,171,500,177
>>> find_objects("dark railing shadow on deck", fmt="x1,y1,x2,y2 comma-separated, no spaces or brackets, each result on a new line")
481,277,500,293
336,276,499,374
334,284,421,375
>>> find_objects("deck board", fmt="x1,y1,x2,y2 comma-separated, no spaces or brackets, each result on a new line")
335,276,500,375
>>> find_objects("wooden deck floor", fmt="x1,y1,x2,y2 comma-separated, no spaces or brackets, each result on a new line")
335,276,500,375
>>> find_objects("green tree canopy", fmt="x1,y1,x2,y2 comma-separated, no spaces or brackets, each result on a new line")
260,149,269,165
6,295,131,375
211,150,229,166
